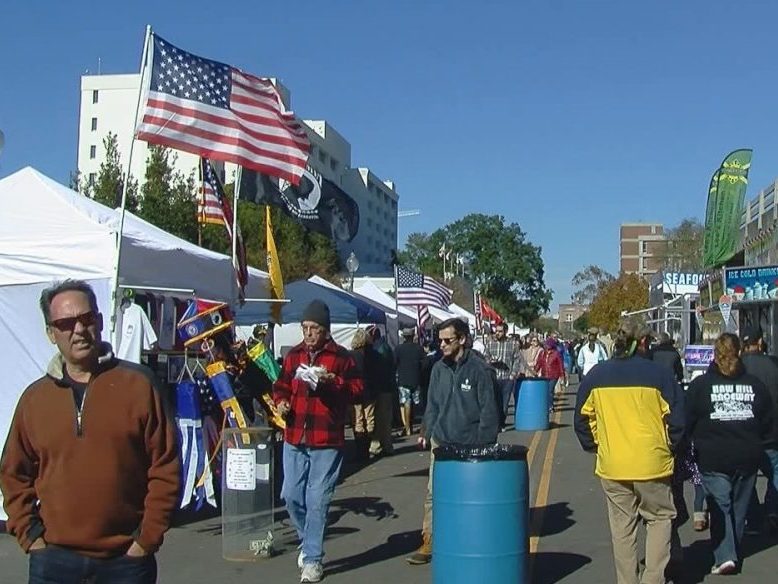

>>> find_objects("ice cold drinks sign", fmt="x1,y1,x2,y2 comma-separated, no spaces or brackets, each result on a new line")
725,265,778,302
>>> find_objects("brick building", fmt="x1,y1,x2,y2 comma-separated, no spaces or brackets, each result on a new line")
620,223,667,278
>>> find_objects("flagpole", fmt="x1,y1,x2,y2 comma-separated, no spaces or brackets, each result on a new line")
197,160,204,247
109,24,152,348
231,165,242,307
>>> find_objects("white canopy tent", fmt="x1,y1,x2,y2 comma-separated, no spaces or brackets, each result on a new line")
0,167,270,517
448,302,477,330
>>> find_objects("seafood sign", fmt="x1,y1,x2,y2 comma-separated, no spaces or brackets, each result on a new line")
725,265,778,301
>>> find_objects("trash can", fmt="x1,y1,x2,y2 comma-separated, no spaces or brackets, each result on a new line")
432,444,529,584
221,427,276,560
514,378,550,431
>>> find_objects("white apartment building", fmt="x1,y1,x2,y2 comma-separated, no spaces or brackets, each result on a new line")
77,74,399,273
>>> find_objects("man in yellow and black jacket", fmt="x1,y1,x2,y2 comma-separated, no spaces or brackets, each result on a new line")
574,323,685,584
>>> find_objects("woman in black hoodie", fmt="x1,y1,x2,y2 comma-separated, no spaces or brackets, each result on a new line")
686,333,774,575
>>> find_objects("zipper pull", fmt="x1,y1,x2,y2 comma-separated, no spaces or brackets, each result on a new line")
77,412,83,437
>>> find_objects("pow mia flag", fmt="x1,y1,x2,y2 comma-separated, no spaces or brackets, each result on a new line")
239,166,360,242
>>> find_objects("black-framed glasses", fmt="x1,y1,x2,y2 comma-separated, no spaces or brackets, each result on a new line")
439,336,458,345
48,311,97,332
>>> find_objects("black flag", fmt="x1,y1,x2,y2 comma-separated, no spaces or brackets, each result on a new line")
239,166,360,242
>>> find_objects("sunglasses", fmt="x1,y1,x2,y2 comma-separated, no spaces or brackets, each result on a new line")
439,336,459,345
49,311,97,332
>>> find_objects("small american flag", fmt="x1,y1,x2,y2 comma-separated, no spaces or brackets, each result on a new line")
199,173,225,226
396,265,452,310
137,34,310,185
201,158,248,296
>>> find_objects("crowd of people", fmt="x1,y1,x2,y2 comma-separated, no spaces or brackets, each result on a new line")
574,322,778,583
2,281,778,583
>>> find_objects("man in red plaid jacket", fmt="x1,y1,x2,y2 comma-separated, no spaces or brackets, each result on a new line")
273,299,362,583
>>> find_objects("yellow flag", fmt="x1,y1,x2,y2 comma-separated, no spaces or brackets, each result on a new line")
266,206,284,323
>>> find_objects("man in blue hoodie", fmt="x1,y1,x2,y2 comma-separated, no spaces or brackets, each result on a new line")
406,317,500,565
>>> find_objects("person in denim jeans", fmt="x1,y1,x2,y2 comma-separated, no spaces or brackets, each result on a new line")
740,325,778,533
686,334,774,575
273,301,362,583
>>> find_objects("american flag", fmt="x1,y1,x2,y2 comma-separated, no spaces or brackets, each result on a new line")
396,265,452,309
201,158,248,296
199,169,225,225
136,34,310,185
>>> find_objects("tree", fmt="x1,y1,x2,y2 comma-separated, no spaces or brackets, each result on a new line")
136,146,199,242
587,273,649,332
661,218,704,271
90,133,138,211
398,214,551,324
570,265,615,305
573,311,590,334
531,316,558,334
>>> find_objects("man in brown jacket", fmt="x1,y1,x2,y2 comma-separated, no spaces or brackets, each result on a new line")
0,280,180,584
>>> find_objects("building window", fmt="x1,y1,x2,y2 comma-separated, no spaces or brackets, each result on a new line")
330,158,338,172
92,90,99,104
566,313,573,322
91,117,97,131
318,150,326,164
89,145,96,159
88,172,97,185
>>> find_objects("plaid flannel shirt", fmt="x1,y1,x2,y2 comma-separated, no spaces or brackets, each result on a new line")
273,339,362,447
483,339,524,380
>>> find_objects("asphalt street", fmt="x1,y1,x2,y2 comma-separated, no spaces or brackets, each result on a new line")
2,384,777,583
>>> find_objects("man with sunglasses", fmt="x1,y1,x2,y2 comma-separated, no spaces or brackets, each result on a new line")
407,317,500,565
0,280,179,584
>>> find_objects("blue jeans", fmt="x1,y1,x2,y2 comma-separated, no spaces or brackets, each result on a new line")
498,379,514,421
281,443,343,564
702,470,757,566
747,449,778,521
28,545,156,584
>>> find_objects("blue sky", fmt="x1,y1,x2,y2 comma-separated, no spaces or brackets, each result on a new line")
2,1,778,311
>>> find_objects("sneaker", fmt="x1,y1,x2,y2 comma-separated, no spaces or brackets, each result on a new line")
300,562,323,582
710,560,737,575
693,511,708,531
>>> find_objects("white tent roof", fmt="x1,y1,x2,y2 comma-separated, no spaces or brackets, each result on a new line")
428,305,457,323
353,280,417,325
448,302,477,327
0,167,269,300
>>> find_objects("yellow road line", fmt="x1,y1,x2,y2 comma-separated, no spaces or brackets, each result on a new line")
529,408,563,558
525,429,542,470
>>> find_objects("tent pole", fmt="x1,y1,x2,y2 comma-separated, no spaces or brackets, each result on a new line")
109,25,152,348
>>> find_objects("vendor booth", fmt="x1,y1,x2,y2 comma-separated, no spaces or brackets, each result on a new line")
725,264,778,353
0,167,270,518
234,279,386,357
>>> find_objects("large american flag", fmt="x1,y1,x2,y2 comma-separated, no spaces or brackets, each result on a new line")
201,158,248,296
136,34,310,185
396,266,452,309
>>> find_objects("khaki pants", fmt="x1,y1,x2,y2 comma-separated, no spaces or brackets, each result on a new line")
422,439,439,535
370,393,394,455
600,478,676,584
353,402,375,435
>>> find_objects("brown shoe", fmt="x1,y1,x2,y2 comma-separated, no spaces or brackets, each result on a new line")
407,532,432,565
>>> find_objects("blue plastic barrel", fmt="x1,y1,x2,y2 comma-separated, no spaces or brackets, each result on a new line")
514,378,550,431
433,445,529,584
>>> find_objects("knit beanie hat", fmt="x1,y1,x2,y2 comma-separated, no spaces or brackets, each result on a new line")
302,300,331,330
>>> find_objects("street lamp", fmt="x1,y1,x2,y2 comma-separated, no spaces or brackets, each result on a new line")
346,252,360,292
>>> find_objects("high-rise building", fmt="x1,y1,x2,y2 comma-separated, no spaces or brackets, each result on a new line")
619,223,666,278
77,74,399,273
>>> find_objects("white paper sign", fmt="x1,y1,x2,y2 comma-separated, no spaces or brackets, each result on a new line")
226,448,256,491
256,463,270,482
